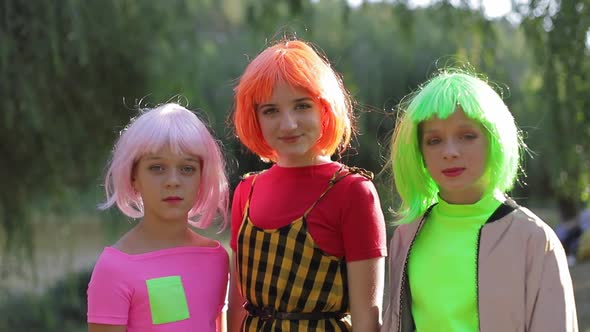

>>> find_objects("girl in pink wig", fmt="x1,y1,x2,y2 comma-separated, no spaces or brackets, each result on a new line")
87,103,229,332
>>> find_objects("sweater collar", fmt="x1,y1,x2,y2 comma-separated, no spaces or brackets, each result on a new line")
435,193,502,218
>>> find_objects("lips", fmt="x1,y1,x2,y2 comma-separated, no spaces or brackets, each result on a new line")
279,135,302,143
163,196,183,202
442,167,465,177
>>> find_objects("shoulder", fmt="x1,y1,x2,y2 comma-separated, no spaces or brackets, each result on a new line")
393,218,422,237
90,248,132,282
190,232,223,248
237,171,258,186
507,206,562,251
111,227,150,255
510,206,552,233
337,165,374,181
236,167,275,186
332,170,381,209
240,170,262,181
191,234,229,257
334,165,377,190
387,222,421,260
389,212,425,245
233,171,259,196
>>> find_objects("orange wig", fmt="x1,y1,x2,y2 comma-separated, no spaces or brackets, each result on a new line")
233,39,353,162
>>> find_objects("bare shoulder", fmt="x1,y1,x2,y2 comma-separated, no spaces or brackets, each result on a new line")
111,226,142,253
189,231,221,248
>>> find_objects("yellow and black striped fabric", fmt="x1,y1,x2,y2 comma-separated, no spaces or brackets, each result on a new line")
236,167,371,331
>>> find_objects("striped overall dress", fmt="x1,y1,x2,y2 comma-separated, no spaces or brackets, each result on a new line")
236,167,371,331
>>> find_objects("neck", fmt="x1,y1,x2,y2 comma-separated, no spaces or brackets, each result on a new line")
439,191,483,205
136,218,191,246
439,181,487,204
276,154,332,167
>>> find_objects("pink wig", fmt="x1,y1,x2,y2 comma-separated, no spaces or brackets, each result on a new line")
233,39,353,162
100,103,228,229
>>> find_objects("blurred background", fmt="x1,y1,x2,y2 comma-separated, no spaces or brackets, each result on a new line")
1,0,589,330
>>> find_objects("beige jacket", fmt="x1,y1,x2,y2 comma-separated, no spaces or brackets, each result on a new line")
381,201,578,332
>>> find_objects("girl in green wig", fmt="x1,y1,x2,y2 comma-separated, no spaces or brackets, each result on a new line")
381,69,578,332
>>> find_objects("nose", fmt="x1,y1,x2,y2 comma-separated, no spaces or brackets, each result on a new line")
279,111,297,131
442,140,460,159
165,169,181,187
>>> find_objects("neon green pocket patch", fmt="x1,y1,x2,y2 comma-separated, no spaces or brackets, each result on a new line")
146,276,190,325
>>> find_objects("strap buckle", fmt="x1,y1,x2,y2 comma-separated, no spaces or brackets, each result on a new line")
243,301,275,321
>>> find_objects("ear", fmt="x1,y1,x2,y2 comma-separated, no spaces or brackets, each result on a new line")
318,99,331,131
130,164,139,193
131,178,139,195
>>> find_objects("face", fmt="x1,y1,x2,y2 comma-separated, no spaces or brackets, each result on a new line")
256,81,327,167
420,109,489,204
132,146,201,224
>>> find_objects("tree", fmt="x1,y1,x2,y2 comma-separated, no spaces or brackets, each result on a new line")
0,0,153,272
517,0,590,219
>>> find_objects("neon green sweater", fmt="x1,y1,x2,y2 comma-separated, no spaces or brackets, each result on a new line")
408,194,501,332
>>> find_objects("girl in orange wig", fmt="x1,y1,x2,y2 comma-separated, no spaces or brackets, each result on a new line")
228,39,387,332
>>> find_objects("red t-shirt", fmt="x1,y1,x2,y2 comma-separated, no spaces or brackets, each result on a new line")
230,162,387,262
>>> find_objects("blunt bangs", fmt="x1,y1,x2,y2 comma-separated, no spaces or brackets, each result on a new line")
130,108,208,161
100,104,228,230
391,70,522,224
234,39,352,161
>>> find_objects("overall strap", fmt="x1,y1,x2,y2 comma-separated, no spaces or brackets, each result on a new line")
236,171,263,300
303,165,374,218
242,171,263,217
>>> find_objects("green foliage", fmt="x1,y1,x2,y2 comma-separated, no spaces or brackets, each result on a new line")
0,269,90,331
1,0,583,256
518,0,590,216
0,0,155,267
2,2,590,329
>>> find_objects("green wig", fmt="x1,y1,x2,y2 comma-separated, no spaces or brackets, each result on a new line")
391,69,523,224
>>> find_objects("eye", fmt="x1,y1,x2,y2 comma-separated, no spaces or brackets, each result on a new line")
148,165,164,172
180,166,196,174
260,107,278,116
295,102,312,111
424,137,441,146
462,132,478,140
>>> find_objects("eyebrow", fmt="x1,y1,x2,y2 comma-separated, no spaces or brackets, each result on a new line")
422,123,478,133
257,97,314,109
143,156,201,163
